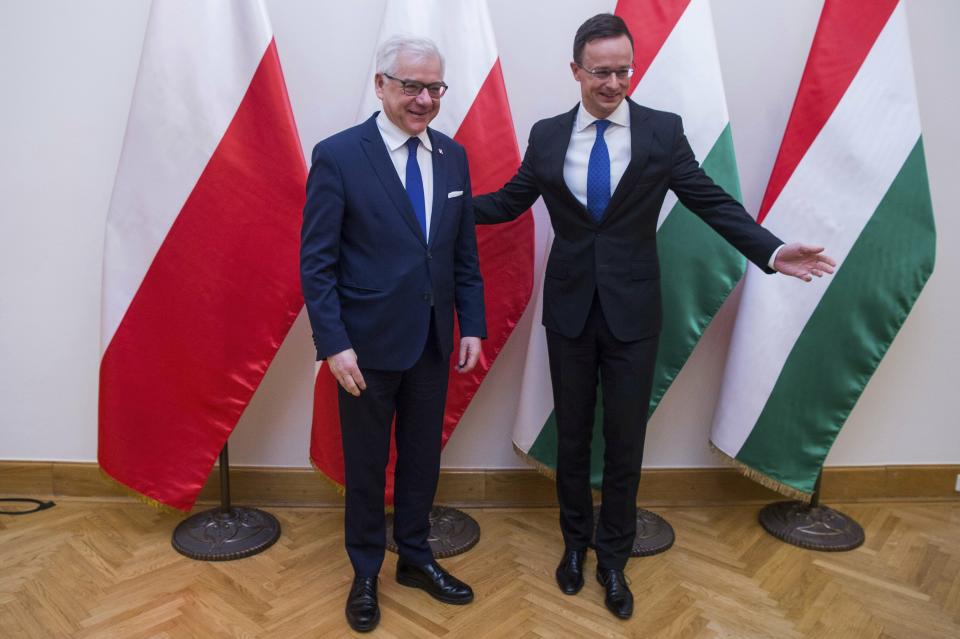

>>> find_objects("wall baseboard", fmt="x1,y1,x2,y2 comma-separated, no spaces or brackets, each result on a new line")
2,461,957,510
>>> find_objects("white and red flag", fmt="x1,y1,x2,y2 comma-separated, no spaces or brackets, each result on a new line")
710,0,936,498
99,1,306,511
309,0,534,502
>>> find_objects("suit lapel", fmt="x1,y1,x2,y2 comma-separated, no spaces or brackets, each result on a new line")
427,128,446,247
603,99,652,223
546,105,593,223
359,114,427,246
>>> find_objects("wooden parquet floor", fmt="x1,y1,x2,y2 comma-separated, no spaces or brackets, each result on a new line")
1,500,958,638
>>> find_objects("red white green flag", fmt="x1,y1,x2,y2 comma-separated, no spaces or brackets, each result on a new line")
710,0,936,499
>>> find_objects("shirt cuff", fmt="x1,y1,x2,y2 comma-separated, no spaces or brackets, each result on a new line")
768,244,785,271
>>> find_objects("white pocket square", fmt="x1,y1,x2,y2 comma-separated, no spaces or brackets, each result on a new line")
447,190,464,198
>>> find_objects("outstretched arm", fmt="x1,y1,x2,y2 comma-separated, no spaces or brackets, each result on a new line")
473,130,542,225
668,117,835,280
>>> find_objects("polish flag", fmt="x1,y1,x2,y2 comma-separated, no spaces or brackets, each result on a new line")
99,1,306,511
309,0,534,502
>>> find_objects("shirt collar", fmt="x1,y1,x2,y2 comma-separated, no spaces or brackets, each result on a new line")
376,111,433,153
575,99,630,133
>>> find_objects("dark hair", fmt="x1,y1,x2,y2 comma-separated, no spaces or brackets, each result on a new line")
573,13,634,65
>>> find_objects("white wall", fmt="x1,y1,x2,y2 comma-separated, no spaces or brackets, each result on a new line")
1,1,957,470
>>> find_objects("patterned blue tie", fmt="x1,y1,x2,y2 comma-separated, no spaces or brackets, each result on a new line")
587,119,611,223
405,137,427,239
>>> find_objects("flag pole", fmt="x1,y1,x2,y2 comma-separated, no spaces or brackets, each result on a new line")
171,442,282,561
219,443,231,513
757,469,864,551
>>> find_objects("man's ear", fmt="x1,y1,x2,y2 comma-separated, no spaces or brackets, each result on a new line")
374,73,385,99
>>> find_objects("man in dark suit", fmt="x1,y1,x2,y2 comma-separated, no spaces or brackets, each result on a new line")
300,36,485,633
473,14,834,620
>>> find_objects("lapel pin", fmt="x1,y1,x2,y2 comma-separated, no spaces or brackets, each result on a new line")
438,147,444,155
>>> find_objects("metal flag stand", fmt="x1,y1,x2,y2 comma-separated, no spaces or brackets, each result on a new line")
386,504,675,559
385,506,481,558
758,471,865,551
591,506,675,557
171,443,281,561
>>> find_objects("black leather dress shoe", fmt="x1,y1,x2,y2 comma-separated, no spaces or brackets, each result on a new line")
555,548,585,595
396,559,474,604
596,568,634,619
345,576,380,632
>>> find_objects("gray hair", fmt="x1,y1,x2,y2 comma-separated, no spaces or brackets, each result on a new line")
376,35,445,76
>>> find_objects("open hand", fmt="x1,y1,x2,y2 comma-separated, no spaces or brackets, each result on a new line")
774,243,837,282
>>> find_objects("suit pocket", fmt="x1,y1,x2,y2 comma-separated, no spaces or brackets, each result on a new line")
339,280,384,293
631,259,660,280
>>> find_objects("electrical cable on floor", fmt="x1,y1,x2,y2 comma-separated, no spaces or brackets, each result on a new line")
0,498,55,515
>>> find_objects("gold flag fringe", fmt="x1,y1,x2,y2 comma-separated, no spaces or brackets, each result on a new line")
308,458,395,514
512,442,558,481
707,442,812,503
512,442,605,499
515,440,813,503
308,458,347,497
97,467,185,515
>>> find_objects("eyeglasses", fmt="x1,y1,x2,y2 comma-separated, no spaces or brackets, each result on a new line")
382,73,448,98
576,64,635,80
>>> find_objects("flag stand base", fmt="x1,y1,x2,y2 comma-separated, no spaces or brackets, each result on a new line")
171,506,281,561
385,506,480,558
590,506,675,557
172,443,281,561
758,473,864,551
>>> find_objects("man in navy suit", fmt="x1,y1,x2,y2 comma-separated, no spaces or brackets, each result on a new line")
300,36,485,633
473,14,835,620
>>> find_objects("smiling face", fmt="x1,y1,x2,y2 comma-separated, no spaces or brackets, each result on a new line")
375,51,443,136
571,34,633,119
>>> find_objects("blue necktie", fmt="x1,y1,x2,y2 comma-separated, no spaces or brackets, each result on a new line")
405,137,427,239
587,119,611,223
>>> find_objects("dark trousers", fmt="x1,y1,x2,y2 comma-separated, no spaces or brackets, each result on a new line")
546,295,658,570
338,320,449,577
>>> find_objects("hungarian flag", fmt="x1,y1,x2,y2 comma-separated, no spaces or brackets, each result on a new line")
514,0,749,485
309,0,534,502
710,0,935,499
99,1,306,511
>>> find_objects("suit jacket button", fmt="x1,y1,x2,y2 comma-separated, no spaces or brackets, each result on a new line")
426,251,432,260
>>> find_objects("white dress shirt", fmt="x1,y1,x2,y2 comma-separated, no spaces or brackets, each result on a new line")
563,100,783,269
564,100,632,209
377,111,434,241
